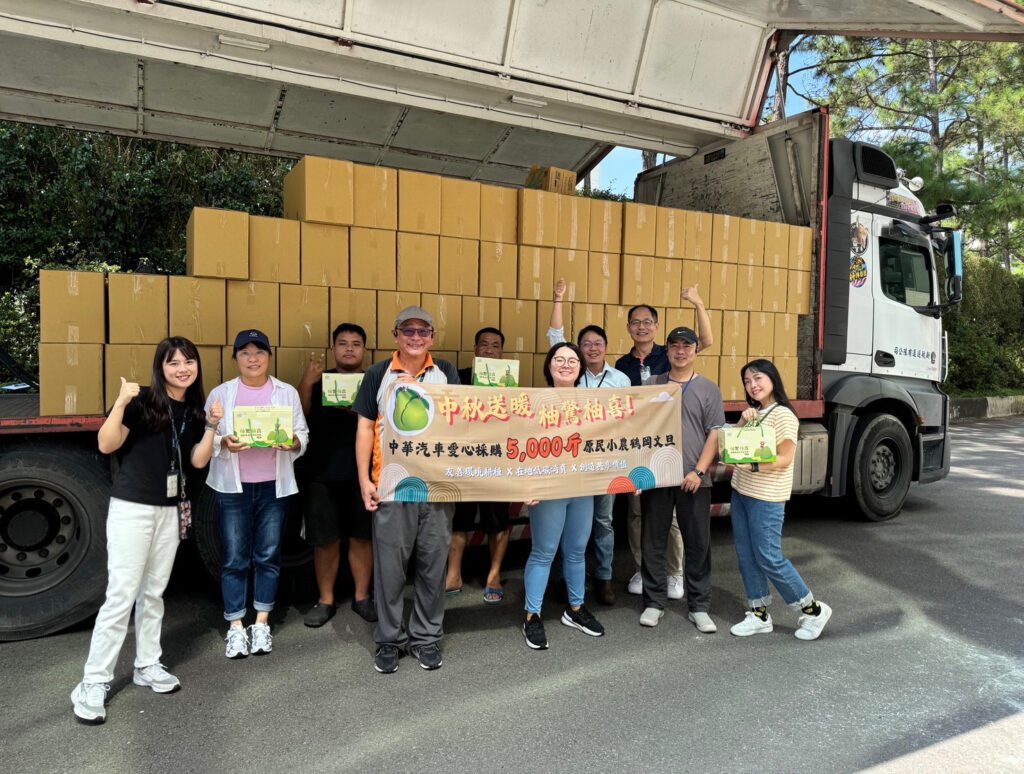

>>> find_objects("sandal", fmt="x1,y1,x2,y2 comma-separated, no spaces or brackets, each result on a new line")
483,586,505,605
445,586,463,596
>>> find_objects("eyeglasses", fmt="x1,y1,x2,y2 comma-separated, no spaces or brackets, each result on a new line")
398,327,433,339
628,319,657,328
551,356,580,366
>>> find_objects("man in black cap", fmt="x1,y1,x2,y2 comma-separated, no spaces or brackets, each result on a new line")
638,326,724,633
352,306,460,674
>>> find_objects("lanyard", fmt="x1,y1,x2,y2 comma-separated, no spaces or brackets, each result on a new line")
669,374,698,401
169,410,188,473
587,369,608,388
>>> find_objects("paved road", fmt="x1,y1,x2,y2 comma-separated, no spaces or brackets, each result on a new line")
2,418,1023,773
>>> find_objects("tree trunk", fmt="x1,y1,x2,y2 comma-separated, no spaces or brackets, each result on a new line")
641,150,658,171
977,132,987,259
773,47,790,122
1003,143,1012,271
926,42,943,176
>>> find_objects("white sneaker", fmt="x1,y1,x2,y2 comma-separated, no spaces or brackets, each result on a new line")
250,622,273,654
133,663,181,693
795,601,832,641
688,611,717,633
224,625,249,659
71,681,109,724
667,575,685,600
730,611,774,637
627,571,642,595
639,607,664,627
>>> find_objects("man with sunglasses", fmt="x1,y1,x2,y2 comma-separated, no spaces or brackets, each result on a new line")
354,307,460,674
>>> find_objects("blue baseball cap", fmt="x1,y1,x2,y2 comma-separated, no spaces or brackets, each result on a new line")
232,329,272,354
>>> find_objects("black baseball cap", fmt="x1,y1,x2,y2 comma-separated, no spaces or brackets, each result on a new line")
666,326,699,345
233,329,272,354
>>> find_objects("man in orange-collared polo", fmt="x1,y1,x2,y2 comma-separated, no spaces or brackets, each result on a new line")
353,306,460,675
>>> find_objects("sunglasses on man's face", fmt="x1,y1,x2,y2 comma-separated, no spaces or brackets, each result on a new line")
397,327,433,339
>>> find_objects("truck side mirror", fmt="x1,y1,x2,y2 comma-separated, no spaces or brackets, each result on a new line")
944,230,963,305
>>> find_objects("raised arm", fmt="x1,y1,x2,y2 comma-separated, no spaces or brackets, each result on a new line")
682,284,714,351
548,277,568,347
297,352,324,417
97,377,138,454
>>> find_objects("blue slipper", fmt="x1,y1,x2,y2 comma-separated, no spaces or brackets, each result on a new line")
483,586,504,605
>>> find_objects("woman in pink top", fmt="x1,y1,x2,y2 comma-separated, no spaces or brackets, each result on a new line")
204,330,308,659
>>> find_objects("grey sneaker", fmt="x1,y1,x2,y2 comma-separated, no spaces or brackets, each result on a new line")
688,611,718,633
667,575,686,600
224,625,249,659
249,622,273,655
639,607,664,627
409,642,443,670
133,663,181,693
71,681,109,724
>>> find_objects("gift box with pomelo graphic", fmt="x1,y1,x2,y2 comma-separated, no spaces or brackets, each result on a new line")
233,406,294,448
719,423,777,465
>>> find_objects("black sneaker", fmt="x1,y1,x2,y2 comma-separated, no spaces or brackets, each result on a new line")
409,642,443,670
303,602,337,628
351,597,378,623
373,644,400,674
523,615,549,650
561,605,605,637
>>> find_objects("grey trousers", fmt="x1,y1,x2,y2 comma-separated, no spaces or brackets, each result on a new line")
372,501,454,648
639,487,712,612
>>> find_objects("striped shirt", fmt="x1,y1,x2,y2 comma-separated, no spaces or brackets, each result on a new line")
730,404,800,503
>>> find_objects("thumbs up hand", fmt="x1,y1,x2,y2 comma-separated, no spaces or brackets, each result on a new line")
115,376,141,408
207,399,224,426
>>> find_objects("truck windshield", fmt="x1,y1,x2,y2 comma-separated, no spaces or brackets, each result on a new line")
878,237,932,307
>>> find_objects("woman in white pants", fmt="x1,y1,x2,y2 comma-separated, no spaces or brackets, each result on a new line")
71,337,220,724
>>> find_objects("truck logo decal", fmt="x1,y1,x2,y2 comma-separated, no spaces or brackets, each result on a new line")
850,255,868,287
851,223,869,255
893,346,936,363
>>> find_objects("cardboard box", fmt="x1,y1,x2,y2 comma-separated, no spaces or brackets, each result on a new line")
533,353,550,388
589,200,623,253
620,255,655,306
221,346,277,381
39,270,106,343
665,307,696,334
479,184,518,244
557,195,591,250
788,270,812,315
329,288,377,349
684,210,713,262
353,164,398,230
283,156,354,225
440,178,481,239
790,226,813,272
720,424,777,465
107,274,168,344
762,268,789,313
321,372,365,407
774,313,798,358
764,222,790,268
525,165,577,195
554,249,588,302
518,189,559,247
399,170,441,235
698,354,719,387
681,260,712,300
186,207,249,280
738,218,765,266
656,207,686,258
719,311,749,359
776,355,798,394
438,237,479,296
747,311,775,358
301,222,349,287
376,292,422,348
518,246,555,301
169,276,226,345
718,355,746,400
472,357,520,387
226,280,279,343
651,258,683,309
571,303,605,342
500,299,537,353
234,405,294,448
604,306,634,355
39,343,104,415
197,345,222,390
249,216,300,284
709,263,738,310
712,214,739,263
622,203,657,256
420,293,462,352
462,296,500,351
103,345,150,406
279,285,329,348
396,232,439,294
735,265,764,312
349,227,395,290
479,242,518,297
587,252,620,304
275,347,326,389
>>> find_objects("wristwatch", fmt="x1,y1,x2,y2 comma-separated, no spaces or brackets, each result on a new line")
693,469,706,481
751,463,760,473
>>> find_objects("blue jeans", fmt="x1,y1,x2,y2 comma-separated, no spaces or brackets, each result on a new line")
592,494,615,581
524,496,593,614
216,481,289,621
730,491,812,609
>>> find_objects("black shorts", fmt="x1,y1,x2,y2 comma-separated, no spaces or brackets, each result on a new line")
303,480,372,545
453,501,510,534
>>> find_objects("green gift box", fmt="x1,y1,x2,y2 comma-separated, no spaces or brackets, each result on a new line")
322,372,363,407
233,406,293,448
472,357,519,387
719,423,777,465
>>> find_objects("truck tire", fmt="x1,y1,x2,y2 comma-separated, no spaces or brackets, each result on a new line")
193,485,222,580
850,413,913,521
0,443,111,641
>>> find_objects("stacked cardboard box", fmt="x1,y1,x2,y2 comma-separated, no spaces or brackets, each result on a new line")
38,155,814,412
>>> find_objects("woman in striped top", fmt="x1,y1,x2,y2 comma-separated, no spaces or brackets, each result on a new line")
728,359,833,641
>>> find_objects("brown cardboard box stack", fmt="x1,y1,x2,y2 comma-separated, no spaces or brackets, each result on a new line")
37,155,813,413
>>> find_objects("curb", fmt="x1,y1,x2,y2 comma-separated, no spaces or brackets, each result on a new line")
950,395,1024,422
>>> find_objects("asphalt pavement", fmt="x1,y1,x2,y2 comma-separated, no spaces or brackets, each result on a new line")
2,417,1022,774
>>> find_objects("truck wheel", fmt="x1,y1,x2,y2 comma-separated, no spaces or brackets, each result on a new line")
850,413,912,521
0,443,111,641
193,486,222,580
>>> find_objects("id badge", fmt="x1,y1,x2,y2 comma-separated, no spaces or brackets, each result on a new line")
166,473,179,499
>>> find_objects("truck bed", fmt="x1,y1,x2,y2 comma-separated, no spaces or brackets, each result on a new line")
0,394,104,434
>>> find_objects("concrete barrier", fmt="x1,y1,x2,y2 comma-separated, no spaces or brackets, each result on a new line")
950,394,1024,422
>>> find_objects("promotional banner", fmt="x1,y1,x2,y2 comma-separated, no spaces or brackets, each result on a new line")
378,382,684,503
